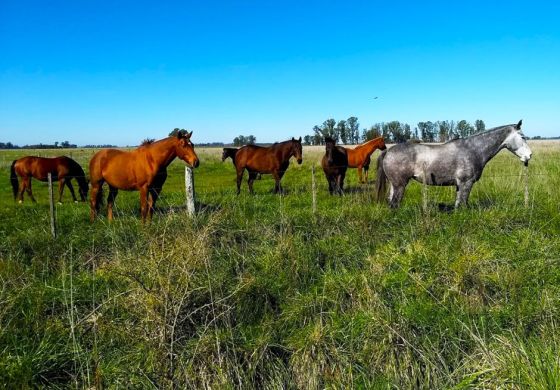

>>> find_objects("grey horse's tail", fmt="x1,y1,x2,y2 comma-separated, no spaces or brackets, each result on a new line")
375,150,387,203
10,160,18,200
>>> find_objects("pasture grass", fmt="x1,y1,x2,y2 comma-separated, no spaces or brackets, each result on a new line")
0,142,559,388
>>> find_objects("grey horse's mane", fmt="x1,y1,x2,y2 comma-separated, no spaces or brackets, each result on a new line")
444,123,517,144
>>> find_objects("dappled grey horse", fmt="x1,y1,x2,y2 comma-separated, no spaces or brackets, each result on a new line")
376,120,532,208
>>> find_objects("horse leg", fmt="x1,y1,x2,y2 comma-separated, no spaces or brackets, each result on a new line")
247,172,257,195
389,184,406,208
339,171,347,195
17,177,26,203
148,187,160,219
57,178,65,203
357,166,363,184
107,186,118,221
139,186,149,223
364,165,369,183
275,170,286,194
455,180,475,208
66,181,78,203
236,168,245,195
25,178,37,203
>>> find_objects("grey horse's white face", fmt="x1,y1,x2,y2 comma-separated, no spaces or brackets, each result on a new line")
503,130,532,164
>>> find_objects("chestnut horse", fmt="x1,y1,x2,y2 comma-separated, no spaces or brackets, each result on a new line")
10,156,88,203
89,130,199,222
321,137,348,195
346,137,386,183
234,137,302,194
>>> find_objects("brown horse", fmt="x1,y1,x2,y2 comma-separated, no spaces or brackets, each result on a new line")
223,147,262,180
346,137,387,183
234,137,302,194
222,147,239,162
89,130,199,222
322,137,348,195
10,156,88,203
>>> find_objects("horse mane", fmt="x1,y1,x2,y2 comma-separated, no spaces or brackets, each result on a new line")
141,138,156,146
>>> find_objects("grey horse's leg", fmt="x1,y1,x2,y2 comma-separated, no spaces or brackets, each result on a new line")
389,184,406,208
455,180,475,208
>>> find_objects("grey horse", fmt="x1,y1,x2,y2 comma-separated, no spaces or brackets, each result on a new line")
376,120,532,208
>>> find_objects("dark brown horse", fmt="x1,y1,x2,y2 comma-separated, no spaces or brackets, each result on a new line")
346,137,387,183
222,147,239,162
10,156,88,203
89,130,199,222
233,137,303,194
322,137,348,195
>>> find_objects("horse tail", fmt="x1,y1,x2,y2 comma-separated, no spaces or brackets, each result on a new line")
10,160,18,200
375,150,387,203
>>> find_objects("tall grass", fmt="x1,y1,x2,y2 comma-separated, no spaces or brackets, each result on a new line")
0,142,559,388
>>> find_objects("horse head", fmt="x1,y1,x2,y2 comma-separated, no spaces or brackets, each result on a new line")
503,120,532,165
176,130,200,168
291,137,303,164
221,148,228,162
378,137,387,150
324,136,336,165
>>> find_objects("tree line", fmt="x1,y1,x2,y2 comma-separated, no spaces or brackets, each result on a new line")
0,141,78,149
303,118,490,145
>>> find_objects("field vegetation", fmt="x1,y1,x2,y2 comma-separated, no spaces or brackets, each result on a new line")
1,142,559,388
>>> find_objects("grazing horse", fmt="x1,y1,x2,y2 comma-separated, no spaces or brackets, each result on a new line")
376,120,532,208
10,156,88,203
233,137,303,194
321,137,348,195
89,130,199,222
346,137,387,183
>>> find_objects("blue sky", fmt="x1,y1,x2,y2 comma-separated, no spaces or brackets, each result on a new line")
1,1,559,145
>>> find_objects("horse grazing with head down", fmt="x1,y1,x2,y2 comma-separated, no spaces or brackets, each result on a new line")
346,137,387,183
222,147,239,163
233,137,302,194
376,120,532,208
89,130,199,222
10,156,88,203
321,137,348,195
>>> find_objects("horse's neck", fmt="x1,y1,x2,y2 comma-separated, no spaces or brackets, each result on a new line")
275,142,294,160
469,128,510,165
360,139,380,154
147,138,177,168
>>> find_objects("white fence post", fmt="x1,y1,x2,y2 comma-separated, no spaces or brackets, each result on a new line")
524,165,529,208
185,166,195,216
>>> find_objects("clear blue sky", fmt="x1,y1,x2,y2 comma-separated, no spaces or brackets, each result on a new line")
1,0,559,145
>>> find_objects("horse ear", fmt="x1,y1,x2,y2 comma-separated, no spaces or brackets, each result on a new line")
516,120,522,130
186,131,192,140
298,136,302,142
176,130,182,139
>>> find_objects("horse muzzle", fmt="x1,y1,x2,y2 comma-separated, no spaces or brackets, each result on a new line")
297,158,303,165
193,159,200,168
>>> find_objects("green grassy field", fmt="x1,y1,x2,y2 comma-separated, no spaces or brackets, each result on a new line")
1,142,559,388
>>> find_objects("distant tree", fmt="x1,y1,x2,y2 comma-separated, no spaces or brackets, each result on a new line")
347,116,360,144
475,119,486,133
169,128,182,137
337,120,348,144
417,121,436,142
437,120,456,142
303,135,312,145
61,141,71,148
246,135,256,145
362,124,382,141
457,120,474,138
312,125,324,145
322,119,338,141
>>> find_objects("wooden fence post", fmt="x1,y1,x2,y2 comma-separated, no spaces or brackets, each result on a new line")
185,166,195,216
48,173,57,238
311,165,317,214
